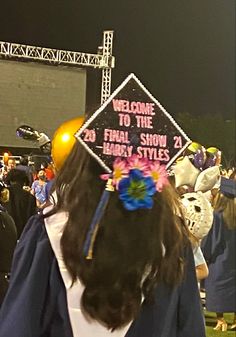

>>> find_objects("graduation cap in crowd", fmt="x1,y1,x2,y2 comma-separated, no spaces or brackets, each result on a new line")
220,176,236,198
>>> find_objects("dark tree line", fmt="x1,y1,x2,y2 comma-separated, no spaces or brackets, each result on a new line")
176,112,235,168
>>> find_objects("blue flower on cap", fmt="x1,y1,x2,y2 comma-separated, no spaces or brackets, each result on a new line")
118,169,156,211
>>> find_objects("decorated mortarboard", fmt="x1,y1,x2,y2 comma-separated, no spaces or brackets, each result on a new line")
75,73,191,259
220,176,236,198
75,73,191,172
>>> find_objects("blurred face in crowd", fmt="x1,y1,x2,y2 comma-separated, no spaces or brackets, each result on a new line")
38,170,46,181
7,159,16,170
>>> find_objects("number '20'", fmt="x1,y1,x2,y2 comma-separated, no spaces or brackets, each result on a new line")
84,129,96,143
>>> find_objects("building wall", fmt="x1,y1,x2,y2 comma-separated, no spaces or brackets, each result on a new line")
0,59,86,148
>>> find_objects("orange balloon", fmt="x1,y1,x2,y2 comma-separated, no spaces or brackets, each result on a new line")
51,116,84,171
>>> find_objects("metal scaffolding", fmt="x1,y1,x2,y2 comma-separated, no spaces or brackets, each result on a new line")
0,30,115,104
100,30,115,104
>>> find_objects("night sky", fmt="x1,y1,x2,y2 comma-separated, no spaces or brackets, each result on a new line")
0,0,235,118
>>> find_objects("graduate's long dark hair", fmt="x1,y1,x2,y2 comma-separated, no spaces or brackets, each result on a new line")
46,141,189,330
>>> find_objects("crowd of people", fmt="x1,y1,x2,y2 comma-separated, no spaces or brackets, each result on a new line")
0,140,235,337
0,156,55,304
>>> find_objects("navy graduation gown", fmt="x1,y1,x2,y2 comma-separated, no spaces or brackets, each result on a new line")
201,211,236,312
0,209,17,306
0,215,205,337
0,215,73,337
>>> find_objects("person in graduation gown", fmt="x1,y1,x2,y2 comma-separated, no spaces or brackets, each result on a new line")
0,141,205,337
0,182,17,307
16,156,34,187
4,169,37,238
201,174,236,332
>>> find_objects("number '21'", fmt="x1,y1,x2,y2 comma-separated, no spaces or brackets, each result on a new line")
173,136,182,148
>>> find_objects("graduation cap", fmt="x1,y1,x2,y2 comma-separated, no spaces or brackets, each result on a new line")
220,176,236,198
76,73,191,172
